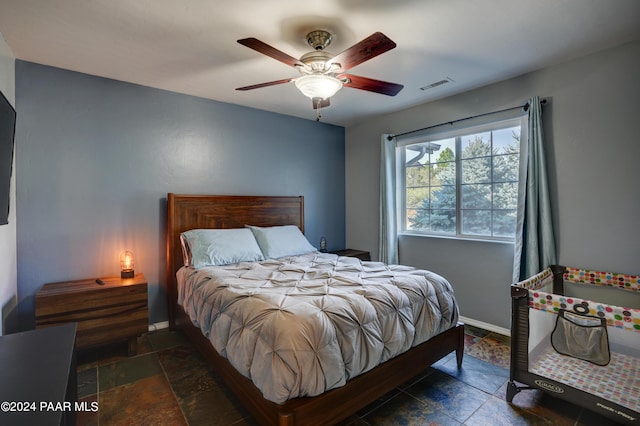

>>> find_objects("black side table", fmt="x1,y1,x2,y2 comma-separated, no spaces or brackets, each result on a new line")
0,323,77,425
329,249,371,261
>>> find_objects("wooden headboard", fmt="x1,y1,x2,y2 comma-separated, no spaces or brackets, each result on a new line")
165,193,304,328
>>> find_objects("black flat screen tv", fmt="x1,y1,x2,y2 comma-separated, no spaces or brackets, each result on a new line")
0,89,15,225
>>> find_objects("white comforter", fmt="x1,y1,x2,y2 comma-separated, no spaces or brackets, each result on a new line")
177,252,459,404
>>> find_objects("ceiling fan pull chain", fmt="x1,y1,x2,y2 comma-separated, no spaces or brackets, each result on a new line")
316,99,322,121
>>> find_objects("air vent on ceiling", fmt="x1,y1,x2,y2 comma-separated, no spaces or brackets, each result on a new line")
420,77,454,91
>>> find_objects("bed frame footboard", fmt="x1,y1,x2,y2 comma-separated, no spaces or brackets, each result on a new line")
177,307,464,425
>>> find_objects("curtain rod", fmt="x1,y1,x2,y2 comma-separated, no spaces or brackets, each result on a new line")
388,99,547,141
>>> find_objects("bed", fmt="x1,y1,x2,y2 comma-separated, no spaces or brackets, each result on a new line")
165,193,464,425
508,265,640,425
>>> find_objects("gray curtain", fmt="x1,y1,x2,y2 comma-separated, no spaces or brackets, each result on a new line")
379,134,398,264
513,96,557,282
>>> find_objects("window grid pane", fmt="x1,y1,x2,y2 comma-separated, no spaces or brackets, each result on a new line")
401,121,521,240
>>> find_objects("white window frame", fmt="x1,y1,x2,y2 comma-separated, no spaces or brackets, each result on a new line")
396,113,528,242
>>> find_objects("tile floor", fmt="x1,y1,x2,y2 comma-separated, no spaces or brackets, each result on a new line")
75,325,621,425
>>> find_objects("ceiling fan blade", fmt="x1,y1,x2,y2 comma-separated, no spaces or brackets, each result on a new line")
327,32,397,72
340,74,404,96
237,38,303,68
236,78,293,91
312,98,330,109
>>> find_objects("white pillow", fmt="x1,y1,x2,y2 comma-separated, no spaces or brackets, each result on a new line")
181,228,264,268
246,225,317,259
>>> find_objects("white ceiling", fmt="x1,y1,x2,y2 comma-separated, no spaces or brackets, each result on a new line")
0,0,639,126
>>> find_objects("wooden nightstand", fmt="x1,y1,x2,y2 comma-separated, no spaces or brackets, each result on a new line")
35,274,148,356
329,249,371,261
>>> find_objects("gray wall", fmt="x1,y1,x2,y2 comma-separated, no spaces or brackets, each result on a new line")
15,61,345,327
345,41,640,330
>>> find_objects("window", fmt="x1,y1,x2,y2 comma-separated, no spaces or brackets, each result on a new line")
399,117,523,240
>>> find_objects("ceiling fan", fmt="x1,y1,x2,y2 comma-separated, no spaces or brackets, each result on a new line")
236,30,404,118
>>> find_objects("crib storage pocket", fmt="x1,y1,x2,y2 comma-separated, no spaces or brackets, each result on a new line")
551,309,610,366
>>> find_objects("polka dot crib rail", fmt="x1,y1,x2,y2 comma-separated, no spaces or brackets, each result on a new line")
516,265,640,332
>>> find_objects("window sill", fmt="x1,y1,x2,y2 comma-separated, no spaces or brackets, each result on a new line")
398,231,515,245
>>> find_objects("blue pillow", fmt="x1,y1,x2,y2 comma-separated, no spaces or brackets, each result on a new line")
246,225,317,259
181,228,264,268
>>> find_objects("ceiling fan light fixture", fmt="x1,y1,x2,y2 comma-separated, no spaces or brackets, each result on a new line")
294,74,343,100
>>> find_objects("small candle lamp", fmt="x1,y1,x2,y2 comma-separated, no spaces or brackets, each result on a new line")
120,251,135,278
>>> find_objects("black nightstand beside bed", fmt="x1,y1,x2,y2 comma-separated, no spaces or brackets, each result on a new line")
329,248,371,261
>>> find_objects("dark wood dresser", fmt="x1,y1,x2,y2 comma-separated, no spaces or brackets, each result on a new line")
0,323,77,426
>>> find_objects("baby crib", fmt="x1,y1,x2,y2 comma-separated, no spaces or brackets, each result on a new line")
508,265,640,425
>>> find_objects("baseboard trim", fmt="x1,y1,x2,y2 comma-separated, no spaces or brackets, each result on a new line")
148,321,169,332
459,315,510,337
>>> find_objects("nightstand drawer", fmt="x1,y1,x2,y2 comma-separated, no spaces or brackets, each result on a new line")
36,274,148,354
